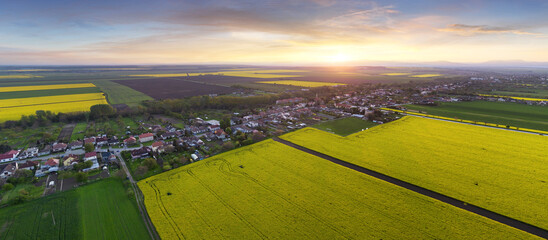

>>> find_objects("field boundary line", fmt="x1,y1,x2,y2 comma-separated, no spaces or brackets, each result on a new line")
272,137,548,239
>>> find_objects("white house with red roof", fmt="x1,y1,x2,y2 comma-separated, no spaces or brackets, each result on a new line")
139,133,154,143
84,152,97,161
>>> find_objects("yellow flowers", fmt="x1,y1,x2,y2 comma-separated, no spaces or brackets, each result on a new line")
281,116,548,229
139,138,537,239
479,94,548,102
381,107,548,135
0,84,108,122
0,83,96,93
257,80,345,87
128,69,307,79
380,72,410,76
0,75,42,79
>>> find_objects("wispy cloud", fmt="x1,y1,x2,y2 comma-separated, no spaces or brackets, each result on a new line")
439,24,539,36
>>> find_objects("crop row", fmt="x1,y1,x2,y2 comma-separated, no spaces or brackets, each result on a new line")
0,83,96,93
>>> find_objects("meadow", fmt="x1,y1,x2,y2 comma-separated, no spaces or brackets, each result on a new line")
312,117,377,136
281,116,548,230
405,101,548,131
0,179,150,240
256,80,346,87
139,139,536,240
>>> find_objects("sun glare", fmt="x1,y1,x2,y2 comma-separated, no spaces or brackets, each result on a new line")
329,53,351,63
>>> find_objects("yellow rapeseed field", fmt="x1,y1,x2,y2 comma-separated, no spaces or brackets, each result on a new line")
0,92,107,121
479,94,548,102
139,139,535,240
0,75,42,79
409,74,442,77
257,80,345,87
0,93,106,108
281,116,548,230
381,107,548,134
128,69,307,79
0,83,96,93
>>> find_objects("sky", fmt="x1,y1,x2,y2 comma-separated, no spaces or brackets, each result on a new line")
1,0,548,65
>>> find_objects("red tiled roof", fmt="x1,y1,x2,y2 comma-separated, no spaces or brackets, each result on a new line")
84,152,97,158
139,133,154,138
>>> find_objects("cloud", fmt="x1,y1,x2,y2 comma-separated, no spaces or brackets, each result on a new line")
321,4,399,33
439,24,538,36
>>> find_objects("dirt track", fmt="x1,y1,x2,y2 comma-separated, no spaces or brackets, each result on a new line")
272,137,548,239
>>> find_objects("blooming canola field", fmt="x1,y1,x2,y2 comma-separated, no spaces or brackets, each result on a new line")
0,84,108,122
257,80,346,87
139,139,536,240
281,116,548,230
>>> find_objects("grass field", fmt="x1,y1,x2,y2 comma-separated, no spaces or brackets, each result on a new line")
256,80,345,87
313,117,377,136
0,179,150,239
70,122,88,141
0,184,44,204
91,80,152,105
491,89,548,98
405,101,548,131
139,139,536,239
281,116,548,230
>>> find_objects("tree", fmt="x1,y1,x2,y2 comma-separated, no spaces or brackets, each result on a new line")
2,183,14,191
0,144,11,153
143,158,158,170
222,141,234,151
220,117,231,130
84,143,95,153
90,104,116,119
163,163,172,171
76,172,88,182
135,166,148,176
252,131,265,142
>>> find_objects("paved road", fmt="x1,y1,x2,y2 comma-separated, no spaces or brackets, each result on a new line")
272,137,548,239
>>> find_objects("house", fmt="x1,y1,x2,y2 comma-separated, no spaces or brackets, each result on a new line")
100,152,116,164
84,152,97,161
84,137,96,145
38,145,52,156
160,132,177,140
42,158,59,170
0,163,17,179
96,137,108,146
206,120,220,126
108,137,120,146
208,125,220,132
215,129,229,141
52,143,67,153
20,147,38,159
232,125,253,134
5,150,20,158
19,161,39,170
139,133,154,143
0,153,16,163
131,147,151,159
62,154,80,167
68,141,83,150
124,137,137,145
82,159,100,172
204,132,216,141
151,141,165,153
245,121,259,128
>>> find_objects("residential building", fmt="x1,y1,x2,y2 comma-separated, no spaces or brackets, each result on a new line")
139,133,154,143
84,152,98,161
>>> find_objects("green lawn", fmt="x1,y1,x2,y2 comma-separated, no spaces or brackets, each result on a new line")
0,179,150,239
313,117,377,136
91,80,152,106
491,88,548,98
405,101,548,131
70,122,88,141
139,139,536,239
